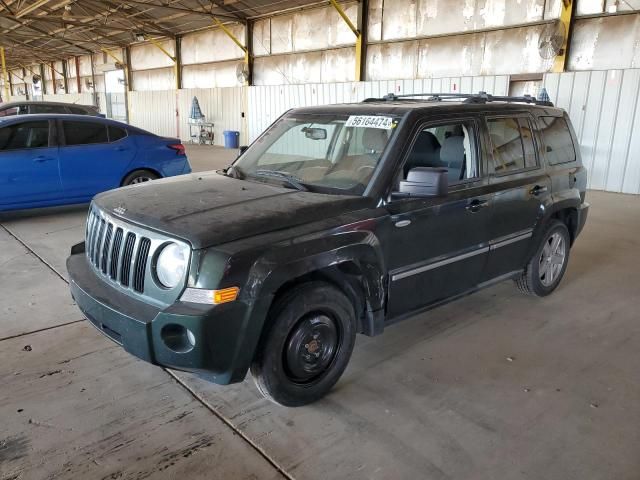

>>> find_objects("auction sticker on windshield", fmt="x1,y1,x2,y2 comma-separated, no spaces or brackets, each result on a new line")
345,115,394,129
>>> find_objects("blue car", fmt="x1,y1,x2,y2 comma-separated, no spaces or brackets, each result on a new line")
0,114,191,211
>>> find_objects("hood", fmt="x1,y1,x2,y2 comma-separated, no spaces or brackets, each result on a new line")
94,171,373,249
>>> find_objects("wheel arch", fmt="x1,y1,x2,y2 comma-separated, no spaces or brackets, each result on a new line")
120,167,162,186
549,207,579,245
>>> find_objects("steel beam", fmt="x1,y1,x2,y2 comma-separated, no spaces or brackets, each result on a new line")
552,0,575,73
212,17,251,85
62,59,69,93
0,47,9,101
175,36,182,90
75,57,82,93
122,0,240,22
40,63,47,95
329,0,363,81
51,63,56,94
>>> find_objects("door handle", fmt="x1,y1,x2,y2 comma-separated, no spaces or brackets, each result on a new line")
33,155,53,163
530,185,548,196
465,199,489,213
394,219,412,228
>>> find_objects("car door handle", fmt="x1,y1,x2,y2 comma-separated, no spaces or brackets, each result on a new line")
33,155,54,163
394,219,412,228
530,185,548,196
465,199,489,213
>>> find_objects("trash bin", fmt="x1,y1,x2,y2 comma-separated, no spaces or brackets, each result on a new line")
223,130,240,149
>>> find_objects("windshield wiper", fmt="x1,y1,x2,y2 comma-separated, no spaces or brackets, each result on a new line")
252,169,308,191
222,164,245,179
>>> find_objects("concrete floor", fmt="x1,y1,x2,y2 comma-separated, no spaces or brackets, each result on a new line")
1,144,639,480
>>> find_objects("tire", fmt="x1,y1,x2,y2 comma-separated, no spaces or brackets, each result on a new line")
515,220,571,297
251,281,356,407
122,169,159,186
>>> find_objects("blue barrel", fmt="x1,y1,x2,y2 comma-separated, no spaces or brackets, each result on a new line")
223,130,240,149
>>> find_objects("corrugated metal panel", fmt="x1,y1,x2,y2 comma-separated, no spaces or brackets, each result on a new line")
132,68,176,92
42,92,94,105
544,69,640,194
181,26,246,65
569,15,640,70
128,90,178,138
247,75,509,142
131,41,175,70
177,87,246,146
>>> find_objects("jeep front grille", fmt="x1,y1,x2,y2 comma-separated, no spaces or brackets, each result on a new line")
86,210,149,293
84,206,190,304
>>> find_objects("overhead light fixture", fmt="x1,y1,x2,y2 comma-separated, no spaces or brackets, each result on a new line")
135,33,146,42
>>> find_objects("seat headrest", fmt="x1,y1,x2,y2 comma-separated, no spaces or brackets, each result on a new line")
414,131,440,151
362,128,388,152
440,135,465,166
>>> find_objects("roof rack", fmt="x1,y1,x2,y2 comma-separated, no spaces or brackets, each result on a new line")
361,91,554,107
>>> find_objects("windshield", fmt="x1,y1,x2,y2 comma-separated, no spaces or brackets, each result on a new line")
232,113,400,195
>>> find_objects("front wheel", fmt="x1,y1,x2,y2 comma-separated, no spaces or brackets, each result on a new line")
515,220,571,296
251,282,356,407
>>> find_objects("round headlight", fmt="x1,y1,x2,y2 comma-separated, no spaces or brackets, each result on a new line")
156,243,188,288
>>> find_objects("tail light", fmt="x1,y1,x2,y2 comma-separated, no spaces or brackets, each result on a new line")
168,143,185,156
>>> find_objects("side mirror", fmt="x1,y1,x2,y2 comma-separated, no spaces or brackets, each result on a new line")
238,145,248,157
399,167,448,197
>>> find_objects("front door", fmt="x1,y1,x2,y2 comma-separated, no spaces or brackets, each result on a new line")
0,119,61,208
384,117,493,319
482,115,552,281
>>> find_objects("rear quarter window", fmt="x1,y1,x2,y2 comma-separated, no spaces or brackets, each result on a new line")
108,126,127,142
539,116,576,166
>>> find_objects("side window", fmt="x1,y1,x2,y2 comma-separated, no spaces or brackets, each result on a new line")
63,121,108,146
401,121,478,185
29,104,65,114
68,106,89,115
108,126,127,142
487,117,537,174
539,116,576,165
0,121,50,151
0,107,18,117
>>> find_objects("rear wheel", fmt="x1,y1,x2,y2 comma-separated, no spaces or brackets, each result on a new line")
122,169,159,186
515,220,570,296
251,282,356,407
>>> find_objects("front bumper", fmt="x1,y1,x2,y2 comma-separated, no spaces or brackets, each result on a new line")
67,246,262,384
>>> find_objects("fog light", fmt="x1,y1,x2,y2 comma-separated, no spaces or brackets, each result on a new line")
160,324,195,353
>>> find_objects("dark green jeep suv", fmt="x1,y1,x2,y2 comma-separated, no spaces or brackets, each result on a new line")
67,92,589,406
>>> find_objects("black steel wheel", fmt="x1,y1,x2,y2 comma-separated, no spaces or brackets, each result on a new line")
251,282,356,407
284,313,340,383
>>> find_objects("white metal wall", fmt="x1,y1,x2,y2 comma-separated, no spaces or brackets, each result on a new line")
128,90,178,139
127,87,246,145
42,92,94,105
544,69,640,194
247,75,509,141
177,87,246,145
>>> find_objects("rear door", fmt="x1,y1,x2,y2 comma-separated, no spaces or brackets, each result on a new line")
482,114,552,281
58,119,135,200
0,119,62,207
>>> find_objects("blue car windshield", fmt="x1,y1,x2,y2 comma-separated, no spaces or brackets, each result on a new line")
233,113,400,195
